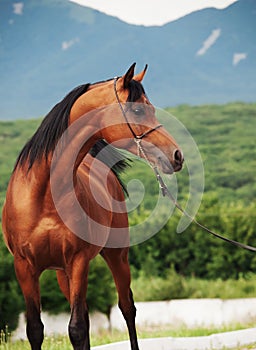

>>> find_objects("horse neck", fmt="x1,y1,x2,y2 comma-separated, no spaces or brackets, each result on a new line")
16,124,100,204
15,84,115,199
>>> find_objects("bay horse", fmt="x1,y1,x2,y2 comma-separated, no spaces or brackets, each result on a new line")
1,63,183,350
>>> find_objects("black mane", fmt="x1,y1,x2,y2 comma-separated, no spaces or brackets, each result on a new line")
14,78,145,190
15,84,90,170
89,140,131,196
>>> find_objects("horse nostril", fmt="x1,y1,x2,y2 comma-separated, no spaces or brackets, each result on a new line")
174,149,183,164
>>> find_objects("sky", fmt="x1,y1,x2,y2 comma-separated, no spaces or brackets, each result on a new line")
69,0,238,26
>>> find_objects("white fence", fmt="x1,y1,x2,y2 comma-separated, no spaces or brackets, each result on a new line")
111,298,256,330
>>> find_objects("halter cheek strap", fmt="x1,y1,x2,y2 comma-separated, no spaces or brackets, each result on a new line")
113,77,162,146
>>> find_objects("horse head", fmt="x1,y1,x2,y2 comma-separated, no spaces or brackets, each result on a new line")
100,63,184,174
68,63,183,174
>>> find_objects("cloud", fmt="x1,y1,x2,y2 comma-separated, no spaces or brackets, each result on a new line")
196,28,221,56
62,38,80,51
69,0,238,26
13,2,24,15
233,53,247,66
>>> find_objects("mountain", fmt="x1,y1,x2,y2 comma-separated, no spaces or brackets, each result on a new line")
0,0,255,120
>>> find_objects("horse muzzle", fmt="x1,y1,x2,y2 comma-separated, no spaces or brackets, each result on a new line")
157,148,184,174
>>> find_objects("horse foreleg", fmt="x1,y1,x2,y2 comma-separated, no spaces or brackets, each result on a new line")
101,248,139,350
56,269,70,302
67,257,90,350
14,256,44,350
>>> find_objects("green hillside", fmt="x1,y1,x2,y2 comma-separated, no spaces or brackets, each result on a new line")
123,102,256,279
0,103,255,204
0,103,256,331
123,102,256,206
168,103,256,202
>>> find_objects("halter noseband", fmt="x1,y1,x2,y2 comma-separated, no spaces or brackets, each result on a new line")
113,77,162,159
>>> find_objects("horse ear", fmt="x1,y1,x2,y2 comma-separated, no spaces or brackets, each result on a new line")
122,63,136,89
133,64,148,82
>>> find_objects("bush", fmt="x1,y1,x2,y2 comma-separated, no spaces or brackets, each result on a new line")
129,196,256,281
132,270,256,301
132,267,187,301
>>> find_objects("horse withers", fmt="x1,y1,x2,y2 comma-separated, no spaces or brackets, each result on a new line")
2,63,183,350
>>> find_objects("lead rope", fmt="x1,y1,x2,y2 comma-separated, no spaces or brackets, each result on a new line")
135,138,256,253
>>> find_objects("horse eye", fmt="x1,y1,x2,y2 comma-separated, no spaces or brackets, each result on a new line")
133,107,144,116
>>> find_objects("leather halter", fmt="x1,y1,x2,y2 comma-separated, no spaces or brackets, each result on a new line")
113,77,162,143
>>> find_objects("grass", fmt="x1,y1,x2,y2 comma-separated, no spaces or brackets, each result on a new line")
1,323,256,349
